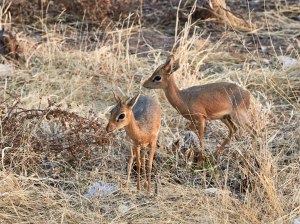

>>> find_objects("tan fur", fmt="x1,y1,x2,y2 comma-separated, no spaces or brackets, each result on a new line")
106,93,161,193
143,56,256,160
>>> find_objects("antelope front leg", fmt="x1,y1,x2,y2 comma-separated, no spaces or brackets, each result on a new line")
147,141,156,194
125,145,135,189
135,145,141,191
196,117,207,161
141,149,148,190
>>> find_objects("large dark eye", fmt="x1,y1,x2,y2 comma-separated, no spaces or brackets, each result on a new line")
117,113,125,122
153,76,161,82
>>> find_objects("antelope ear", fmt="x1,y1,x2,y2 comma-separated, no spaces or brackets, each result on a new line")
164,55,180,75
126,93,140,108
112,91,121,104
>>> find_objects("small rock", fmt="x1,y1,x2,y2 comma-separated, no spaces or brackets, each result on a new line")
204,188,231,196
260,45,267,53
117,201,134,214
84,181,118,197
293,216,300,224
0,64,14,77
288,73,300,79
262,58,270,65
277,56,300,70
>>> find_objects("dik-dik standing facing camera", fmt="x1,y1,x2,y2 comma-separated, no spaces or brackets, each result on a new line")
106,93,161,194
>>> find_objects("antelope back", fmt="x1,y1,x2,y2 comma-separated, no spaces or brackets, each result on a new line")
183,82,250,107
132,95,160,123
177,82,251,120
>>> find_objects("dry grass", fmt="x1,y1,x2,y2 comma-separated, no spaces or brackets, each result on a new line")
0,0,299,223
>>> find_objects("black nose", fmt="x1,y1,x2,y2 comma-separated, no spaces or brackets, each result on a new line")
142,81,149,88
106,123,116,133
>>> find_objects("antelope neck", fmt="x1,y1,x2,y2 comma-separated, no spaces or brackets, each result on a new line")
164,76,189,116
124,114,144,141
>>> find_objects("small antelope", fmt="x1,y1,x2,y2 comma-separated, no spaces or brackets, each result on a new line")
106,93,161,193
143,55,255,160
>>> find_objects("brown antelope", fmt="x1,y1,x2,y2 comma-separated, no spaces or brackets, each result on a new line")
143,55,256,161
106,93,161,193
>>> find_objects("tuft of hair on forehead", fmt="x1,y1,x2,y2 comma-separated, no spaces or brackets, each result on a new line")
153,63,165,73
110,103,121,114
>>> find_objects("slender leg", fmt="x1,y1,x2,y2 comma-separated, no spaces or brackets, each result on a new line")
215,117,236,156
196,117,206,161
227,116,237,133
135,145,141,191
147,141,156,194
141,149,147,190
125,145,135,189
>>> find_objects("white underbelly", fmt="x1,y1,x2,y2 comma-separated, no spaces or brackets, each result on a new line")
207,109,231,120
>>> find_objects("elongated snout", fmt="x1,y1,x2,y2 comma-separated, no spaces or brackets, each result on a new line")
143,77,161,89
106,123,115,133
142,79,151,89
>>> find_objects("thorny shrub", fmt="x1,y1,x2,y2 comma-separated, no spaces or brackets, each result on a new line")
0,97,114,175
